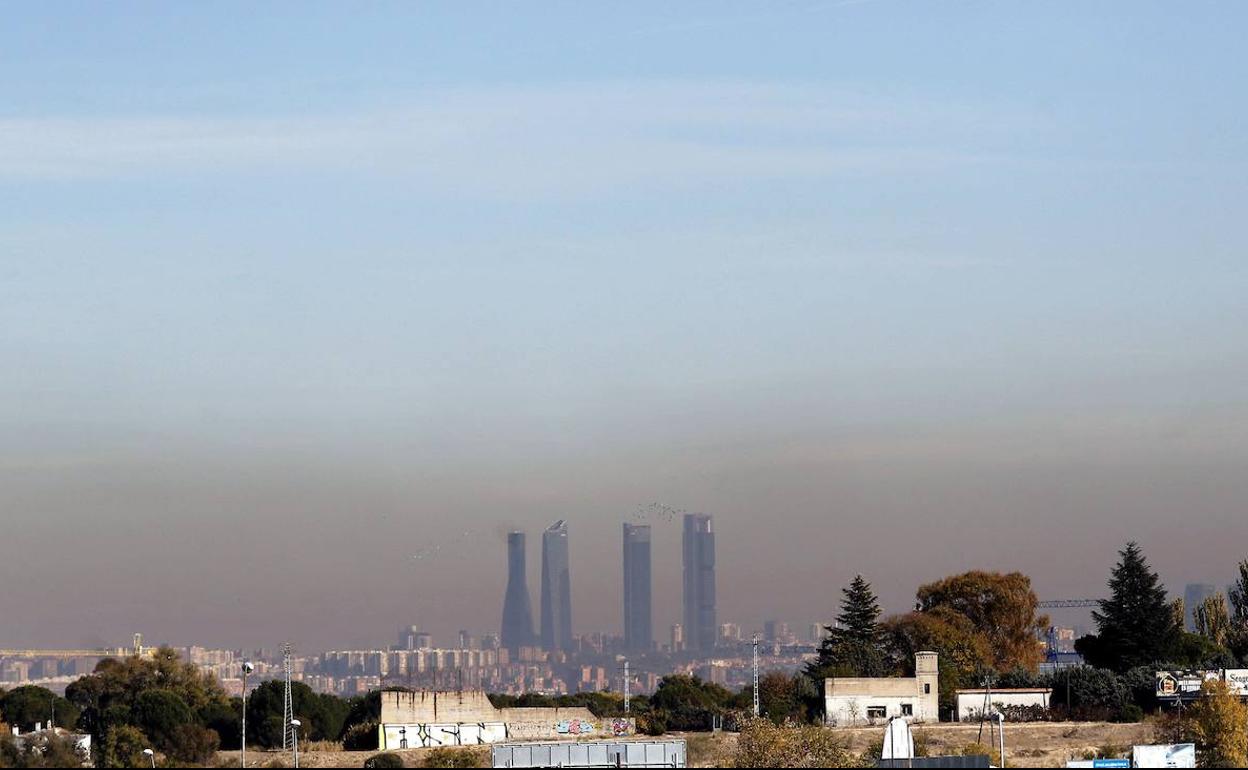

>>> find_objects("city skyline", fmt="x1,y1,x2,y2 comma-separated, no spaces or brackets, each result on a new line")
3,2,1247,652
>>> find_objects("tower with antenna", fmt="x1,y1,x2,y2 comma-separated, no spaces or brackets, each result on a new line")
752,636,760,718
282,642,294,751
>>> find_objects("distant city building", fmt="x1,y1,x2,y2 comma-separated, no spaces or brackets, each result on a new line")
670,624,685,653
623,523,653,652
764,620,792,644
681,514,716,652
808,623,830,643
718,623,741,645
501,531,537,654
540,520,574,653
400,625,421,650
1184,583,1218,632
458,630,477,650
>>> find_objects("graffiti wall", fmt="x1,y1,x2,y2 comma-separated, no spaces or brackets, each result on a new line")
380,722,507,749
380,716,635,748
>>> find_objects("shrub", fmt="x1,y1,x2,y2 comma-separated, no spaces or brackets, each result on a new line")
364,752,405,768
637,710,668,736
343,720,380,750
422,746,488,768
170,723,220,763
732,717,858,768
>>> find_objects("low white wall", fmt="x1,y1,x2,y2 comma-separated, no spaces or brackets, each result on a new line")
956,690,1051,721
825,695,921,726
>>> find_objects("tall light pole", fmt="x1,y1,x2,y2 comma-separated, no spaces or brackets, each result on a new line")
241,661,254,768
142,748,155,769
289,719,302,769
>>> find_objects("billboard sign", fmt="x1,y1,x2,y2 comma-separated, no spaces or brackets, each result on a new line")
1155,670,1219,701
1133,743,1196,768
1223,669,1248,697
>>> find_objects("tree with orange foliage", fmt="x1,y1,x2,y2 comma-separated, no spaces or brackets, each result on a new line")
916,570,1049,673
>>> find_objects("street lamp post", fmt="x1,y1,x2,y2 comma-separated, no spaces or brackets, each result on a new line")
142,748,155,769
241,661,254,768
996,711,1006,768
289,719,302,769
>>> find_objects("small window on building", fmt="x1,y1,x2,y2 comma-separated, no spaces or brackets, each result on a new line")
866,707,887,720
924,683,931,695
901,704,913,717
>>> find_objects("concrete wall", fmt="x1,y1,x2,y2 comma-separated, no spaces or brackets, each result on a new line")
381,690,501,724
955,689,1052,722
378,691,634,748
825,694,921,727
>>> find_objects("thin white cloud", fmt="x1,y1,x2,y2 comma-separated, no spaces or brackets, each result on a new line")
0,81,1035,195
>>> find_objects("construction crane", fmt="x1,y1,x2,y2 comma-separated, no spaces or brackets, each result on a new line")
1036,600,1101,665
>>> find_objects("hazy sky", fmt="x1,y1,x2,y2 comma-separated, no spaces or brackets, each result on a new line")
3,1,1247,651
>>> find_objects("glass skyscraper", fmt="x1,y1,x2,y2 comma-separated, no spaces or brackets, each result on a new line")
682,513,716,653
500,531,536,653
540,520,573,652
623,523,652,652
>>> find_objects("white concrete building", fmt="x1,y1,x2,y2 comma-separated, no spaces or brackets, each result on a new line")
823,651,939,726
955,687,1052,721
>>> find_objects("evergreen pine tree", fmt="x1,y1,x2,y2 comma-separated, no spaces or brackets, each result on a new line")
805,575,888,681
1085,542,1182,672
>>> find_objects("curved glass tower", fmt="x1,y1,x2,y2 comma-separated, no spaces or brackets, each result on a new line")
500,531,536,653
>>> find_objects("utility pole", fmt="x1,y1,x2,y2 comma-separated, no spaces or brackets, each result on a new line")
752,636,760,718
623,659,631,715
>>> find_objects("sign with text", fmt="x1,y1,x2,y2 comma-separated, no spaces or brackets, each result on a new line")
1155,670,1220,701
1223,669,1248,697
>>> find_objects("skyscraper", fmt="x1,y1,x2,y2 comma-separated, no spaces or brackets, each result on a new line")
500,531,536,653
682,513,717,653
540,520,573,652
623,523,653,652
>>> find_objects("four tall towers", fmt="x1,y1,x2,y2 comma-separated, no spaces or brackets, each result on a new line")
501,513,716,653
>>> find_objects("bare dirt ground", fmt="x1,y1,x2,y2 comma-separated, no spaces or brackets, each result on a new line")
838,721,1154,768
217,721,1155,767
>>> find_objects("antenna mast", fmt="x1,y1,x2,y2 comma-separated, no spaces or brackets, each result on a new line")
752,636,760,718
623,659,631,715
282,642,294,751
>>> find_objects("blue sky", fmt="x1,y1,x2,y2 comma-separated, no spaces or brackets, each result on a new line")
2,1,1247,648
